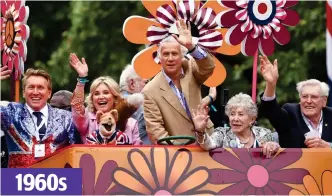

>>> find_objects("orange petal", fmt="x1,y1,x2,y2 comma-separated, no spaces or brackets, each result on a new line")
200,0,228,15
215,28,241,55
129,150,157,190
113,169,151,194
132,45,161,79
167,150,191,189
141,0,175,18
123,16,162,44
173,168,209,194
289,189,305,195
203,56,226,87
152,148,168,187
303,175,322,195
322,171,332,195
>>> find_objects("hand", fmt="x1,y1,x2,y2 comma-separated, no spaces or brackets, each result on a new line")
200,96,211,108
259,55,279,85
69,53,88,77
0,66,11,80
261,141,280,159
191,104,209,133
172,19,195,50
305,137,330,148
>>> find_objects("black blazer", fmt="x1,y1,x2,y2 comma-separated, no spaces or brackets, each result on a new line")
260,95,332,148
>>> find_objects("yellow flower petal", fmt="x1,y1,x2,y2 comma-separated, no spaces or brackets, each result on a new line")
113,169,151,195
203,56,226,87
322,171,332,195
303,175,322,195
173,169,209,195
132,45,161,79
129,150,157,190
167,150,191,189
152,148,168,187
214,28,241,55
123,16,162,44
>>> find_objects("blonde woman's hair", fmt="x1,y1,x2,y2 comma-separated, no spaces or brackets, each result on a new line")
86,76,120,113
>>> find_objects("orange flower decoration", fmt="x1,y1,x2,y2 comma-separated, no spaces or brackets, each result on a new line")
289,170,332,196
123,0,240,87
113,148,215,195
1,0,30,79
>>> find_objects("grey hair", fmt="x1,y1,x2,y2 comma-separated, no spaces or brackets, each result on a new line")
225,93,258,118
296,79,330,97
119,64,140,92
157,36,188,58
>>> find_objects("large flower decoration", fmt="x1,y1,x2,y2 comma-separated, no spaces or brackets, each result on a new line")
112,148,215,195
216,0,300,56
69,154,127,195
123,0,241,87
209,148,309,195
1,0,30,79
289,170,332,196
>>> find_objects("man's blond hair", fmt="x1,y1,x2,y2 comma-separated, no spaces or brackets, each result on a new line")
22,68,52,90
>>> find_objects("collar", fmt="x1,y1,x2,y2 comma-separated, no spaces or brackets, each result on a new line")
26,103,49,118
301,111,323,126
162,68,184,85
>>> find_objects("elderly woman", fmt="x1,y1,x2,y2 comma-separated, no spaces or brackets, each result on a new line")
69,53,142,145
193,93,279,158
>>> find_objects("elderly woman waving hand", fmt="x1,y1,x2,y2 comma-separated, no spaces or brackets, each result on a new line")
193,93,280,158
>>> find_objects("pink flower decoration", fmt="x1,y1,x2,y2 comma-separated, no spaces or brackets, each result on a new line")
1,0,30,79
216,0,300,56
209,148,309,195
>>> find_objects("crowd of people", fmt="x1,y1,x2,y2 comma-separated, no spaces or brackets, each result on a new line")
1,19,331,168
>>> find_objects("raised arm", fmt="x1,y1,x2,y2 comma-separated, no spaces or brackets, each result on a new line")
172,19,215,84
259,55,290,132
69,53,90,135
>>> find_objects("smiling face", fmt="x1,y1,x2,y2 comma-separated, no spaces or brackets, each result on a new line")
23,76,52,111
92,83,115,113
229,107,256,134
299,85,327,120
160,41,183,78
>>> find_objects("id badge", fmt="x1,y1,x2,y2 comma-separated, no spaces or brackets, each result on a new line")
34,144,45,158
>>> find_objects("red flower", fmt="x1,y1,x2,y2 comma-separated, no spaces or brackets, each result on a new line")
1,0,30,79
209,148,309,195
216,0,300,56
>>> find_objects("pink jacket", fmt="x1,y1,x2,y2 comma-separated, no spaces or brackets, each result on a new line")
72,109,142,145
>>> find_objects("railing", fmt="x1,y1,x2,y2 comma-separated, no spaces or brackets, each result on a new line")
31,145,332,195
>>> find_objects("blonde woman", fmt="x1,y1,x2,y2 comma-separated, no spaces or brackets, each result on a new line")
69,53,142,145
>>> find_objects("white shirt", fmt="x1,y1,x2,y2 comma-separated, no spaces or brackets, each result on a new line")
25,104,49,130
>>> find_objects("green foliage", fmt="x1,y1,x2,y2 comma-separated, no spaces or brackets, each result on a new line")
0,1,328,112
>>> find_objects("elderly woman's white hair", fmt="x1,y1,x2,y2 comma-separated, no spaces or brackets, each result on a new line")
296,79,330,97
225,93,258,117
157,36,188,58
119,64,140,92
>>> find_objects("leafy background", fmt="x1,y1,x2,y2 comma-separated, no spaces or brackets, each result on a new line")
0,1,329,127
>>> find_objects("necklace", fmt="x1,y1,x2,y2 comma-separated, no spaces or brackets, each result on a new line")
238,132,252,144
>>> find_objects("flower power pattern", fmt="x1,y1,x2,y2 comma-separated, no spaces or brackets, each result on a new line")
31,146,332,195
216,0,300,56
1,0,30,79
209,148,309,195
123,0,241,87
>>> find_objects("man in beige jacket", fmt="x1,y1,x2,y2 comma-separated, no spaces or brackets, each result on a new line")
143,19,215,144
